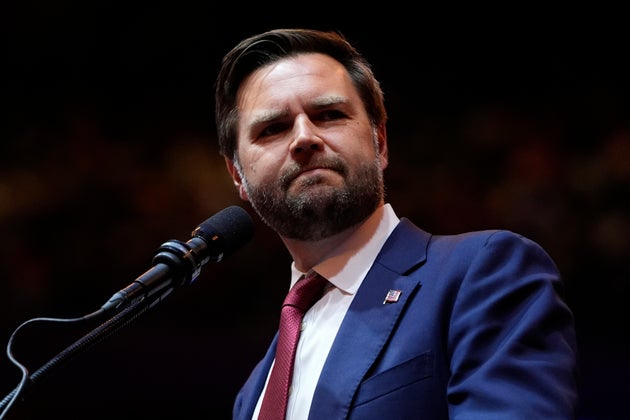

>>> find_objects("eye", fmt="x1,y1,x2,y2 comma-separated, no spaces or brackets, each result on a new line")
316,109,347,122
259,121,290,138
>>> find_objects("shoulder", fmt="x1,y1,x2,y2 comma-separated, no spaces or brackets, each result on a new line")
430,229,556,267
395,220,559,275
396,218,552,261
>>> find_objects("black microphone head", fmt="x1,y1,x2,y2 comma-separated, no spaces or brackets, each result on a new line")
192,205,254,261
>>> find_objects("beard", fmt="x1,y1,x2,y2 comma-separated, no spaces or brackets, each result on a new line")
238,154,385,241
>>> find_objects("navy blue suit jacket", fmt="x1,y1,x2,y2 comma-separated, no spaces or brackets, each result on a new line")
234,219,578,419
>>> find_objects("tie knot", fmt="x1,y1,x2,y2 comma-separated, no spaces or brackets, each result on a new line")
283,271,328,311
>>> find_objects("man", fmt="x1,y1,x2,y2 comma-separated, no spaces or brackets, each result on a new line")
214,28,578,419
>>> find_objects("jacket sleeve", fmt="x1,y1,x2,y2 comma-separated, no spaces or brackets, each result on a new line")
446,230,578,419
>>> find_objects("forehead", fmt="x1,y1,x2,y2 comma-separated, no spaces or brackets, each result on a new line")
236,53,354,107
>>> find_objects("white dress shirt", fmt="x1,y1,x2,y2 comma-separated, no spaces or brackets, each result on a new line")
252,203,400,420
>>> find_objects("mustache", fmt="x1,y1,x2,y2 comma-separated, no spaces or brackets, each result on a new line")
280,157,347,189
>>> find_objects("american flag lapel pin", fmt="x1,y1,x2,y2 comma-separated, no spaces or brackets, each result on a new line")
383,289,402,304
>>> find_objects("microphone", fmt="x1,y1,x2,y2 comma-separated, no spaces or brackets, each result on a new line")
101,205,254,313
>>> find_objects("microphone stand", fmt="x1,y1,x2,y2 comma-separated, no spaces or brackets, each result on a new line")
1,231,210,411
0,206,255,416
1,231,212,416
0,286,174,414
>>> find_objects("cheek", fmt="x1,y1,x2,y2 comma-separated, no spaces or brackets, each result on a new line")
243,144,285,176
238,155,276,189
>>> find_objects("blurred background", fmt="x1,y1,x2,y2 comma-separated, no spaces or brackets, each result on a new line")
1,3,628,419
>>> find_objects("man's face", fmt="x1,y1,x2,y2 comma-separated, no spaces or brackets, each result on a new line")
225,53,388,240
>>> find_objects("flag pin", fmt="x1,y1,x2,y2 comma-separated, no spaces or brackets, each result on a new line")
383,289,402,304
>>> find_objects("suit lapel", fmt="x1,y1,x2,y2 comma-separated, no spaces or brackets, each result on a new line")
309,219,430,418
237,336,277,419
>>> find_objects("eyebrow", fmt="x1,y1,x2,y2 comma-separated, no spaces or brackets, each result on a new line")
309,95,348,108
248,95,350,127
249,109,288,127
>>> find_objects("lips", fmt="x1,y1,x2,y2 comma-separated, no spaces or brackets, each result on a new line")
297,166,330,177
282,158,347,189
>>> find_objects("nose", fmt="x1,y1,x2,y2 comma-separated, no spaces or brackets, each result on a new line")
289,116,324,156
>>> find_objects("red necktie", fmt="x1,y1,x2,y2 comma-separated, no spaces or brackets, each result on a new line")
258,271,328,420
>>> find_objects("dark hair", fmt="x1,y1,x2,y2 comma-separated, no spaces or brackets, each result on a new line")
214,28,387,160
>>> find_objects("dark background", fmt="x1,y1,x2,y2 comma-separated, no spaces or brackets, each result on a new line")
1,3,628,419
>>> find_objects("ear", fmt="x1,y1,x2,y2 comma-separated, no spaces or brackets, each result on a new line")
376,123,389,170
224,157,250,201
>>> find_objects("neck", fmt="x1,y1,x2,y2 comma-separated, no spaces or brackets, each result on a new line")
280,204,384,272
